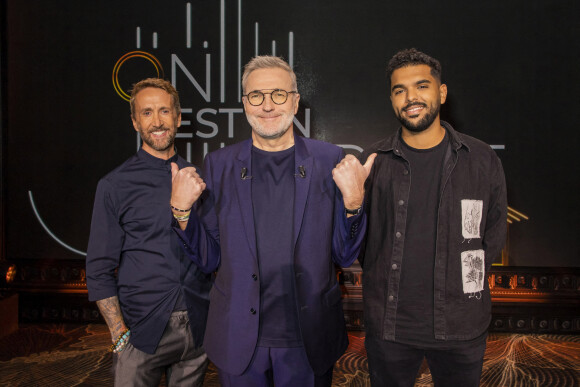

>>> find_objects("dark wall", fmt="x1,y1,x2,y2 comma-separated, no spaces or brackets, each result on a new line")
3,0,579,266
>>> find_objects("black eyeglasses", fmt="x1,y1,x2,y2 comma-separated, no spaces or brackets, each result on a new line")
243,89,297,106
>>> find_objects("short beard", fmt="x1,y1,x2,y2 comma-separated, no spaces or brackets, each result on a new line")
396,102,440,133
247,113,295,140
139,125,177,152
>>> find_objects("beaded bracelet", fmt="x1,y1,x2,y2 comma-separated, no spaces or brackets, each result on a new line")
110,329,131,353
173,212,191,222
170,204,192,213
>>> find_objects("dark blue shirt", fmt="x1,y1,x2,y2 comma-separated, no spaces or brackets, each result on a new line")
251,146,302,347
86,148,212,354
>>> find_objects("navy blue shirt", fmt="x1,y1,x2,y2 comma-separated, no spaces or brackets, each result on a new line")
251,146,302,347
86,148,212,354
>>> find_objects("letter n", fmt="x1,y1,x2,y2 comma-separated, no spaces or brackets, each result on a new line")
172,54,211,102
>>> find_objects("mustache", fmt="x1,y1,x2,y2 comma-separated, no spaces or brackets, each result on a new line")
403,102,427,111
147,125,170,134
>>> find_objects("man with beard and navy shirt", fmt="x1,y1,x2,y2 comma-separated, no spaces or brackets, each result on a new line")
86,78,212,386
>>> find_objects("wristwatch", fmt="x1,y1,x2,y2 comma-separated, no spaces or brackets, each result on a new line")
345,206,362,216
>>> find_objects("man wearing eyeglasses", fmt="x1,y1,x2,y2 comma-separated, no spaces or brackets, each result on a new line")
170,56,376,386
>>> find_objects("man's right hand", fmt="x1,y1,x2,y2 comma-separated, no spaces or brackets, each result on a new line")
170,162,206,212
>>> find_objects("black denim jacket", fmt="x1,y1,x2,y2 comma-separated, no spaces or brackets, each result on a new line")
359,122,507,341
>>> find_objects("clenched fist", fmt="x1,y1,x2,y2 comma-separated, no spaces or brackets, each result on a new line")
332,153,377,211
170,162,206,213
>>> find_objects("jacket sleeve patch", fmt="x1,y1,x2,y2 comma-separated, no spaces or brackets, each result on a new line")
461,249,485,295
461,199,483,239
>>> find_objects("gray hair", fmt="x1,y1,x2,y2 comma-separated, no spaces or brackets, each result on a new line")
242,56,297,94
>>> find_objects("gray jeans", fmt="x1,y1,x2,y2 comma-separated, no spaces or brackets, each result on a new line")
115,311,208,386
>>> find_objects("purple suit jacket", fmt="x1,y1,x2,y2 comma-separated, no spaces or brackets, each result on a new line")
176,134,366,376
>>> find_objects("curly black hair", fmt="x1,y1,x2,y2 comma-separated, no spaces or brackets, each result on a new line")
386,48,442,83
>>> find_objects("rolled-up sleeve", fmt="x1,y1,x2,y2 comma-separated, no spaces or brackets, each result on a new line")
86,179,124,302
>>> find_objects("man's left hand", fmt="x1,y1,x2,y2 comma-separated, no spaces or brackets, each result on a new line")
332,153,377,210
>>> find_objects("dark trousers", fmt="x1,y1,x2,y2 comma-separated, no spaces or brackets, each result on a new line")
114,311,208,387
218,346,333,387
365,336,487,387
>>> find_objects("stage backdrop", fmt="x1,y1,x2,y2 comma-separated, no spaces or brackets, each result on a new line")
3,0,579,266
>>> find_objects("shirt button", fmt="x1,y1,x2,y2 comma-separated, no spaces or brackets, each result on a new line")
250,308,256,315
398,200,404,206
396,232,402,238
403,169,409,175
252,274,258,281
388,295,394,302
392,264,398,270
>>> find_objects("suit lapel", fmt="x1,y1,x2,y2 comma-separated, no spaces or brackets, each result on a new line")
233,139,258,262
293,136,313,248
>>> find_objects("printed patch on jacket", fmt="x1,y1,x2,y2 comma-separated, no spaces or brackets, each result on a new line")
461,199,483,239
461,250,485,294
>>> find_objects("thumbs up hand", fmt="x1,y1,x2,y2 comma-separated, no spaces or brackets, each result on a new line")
170,162,206,214
332,153,377,212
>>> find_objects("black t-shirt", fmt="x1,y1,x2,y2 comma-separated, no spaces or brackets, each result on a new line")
251,145,302,347
395,131,448,347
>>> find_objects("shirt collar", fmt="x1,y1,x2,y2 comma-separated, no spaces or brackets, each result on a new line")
377,120,469,153
137,147,179,166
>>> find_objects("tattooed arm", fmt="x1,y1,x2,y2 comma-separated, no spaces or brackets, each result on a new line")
86,180,128,343
96,295,127,342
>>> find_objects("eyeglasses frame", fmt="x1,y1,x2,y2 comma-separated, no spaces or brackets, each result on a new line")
242,89,298,106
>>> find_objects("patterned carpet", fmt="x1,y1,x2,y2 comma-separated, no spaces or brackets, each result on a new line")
0,324,578,386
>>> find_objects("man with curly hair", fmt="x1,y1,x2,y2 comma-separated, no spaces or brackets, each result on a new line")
358,48,507,386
